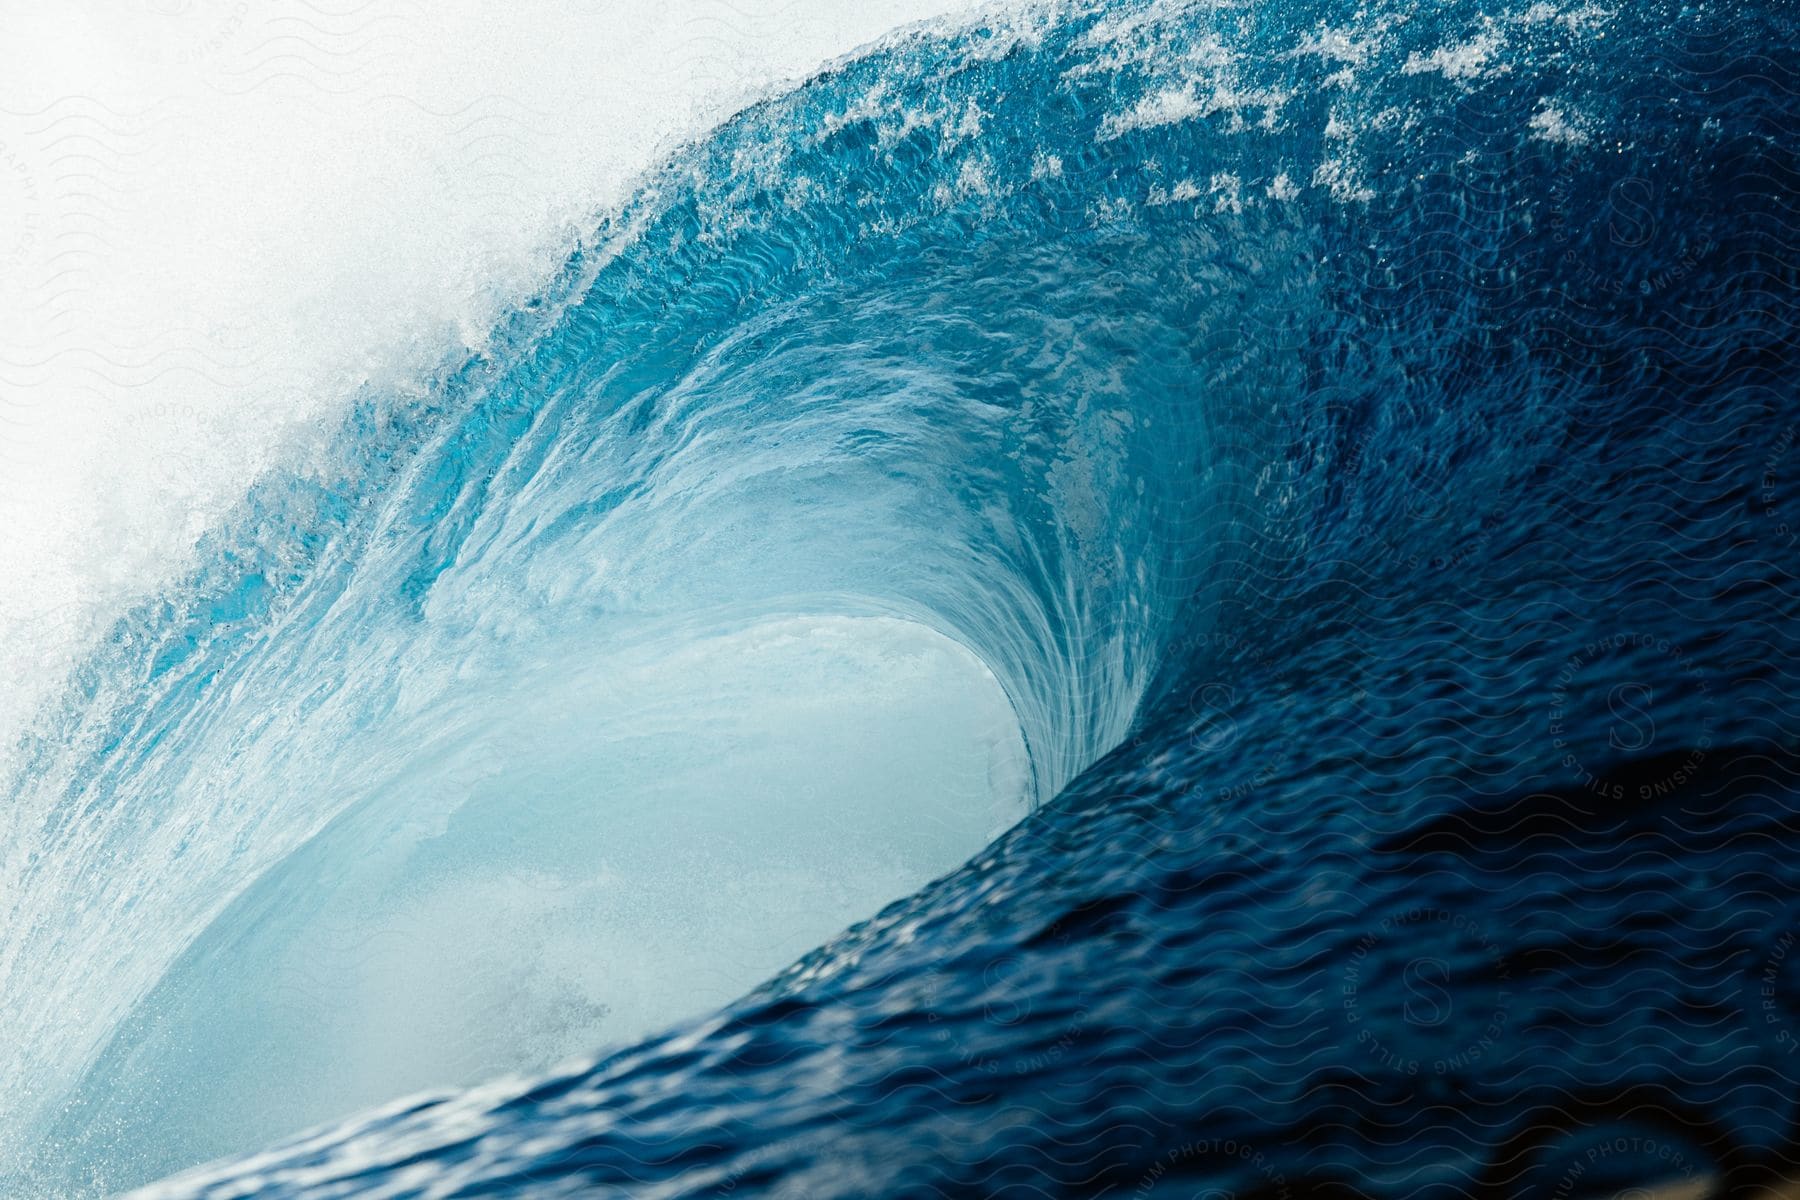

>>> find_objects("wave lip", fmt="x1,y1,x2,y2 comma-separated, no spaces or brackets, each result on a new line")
7,0,1238,1188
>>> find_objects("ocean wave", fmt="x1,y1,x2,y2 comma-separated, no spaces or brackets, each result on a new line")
3,0,1798,1193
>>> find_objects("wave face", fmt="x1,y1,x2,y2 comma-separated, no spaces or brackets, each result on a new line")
3,0,1797,1193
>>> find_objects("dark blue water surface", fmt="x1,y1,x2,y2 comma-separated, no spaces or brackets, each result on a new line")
20,0,1800,1193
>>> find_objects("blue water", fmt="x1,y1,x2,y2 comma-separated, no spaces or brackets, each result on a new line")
4,0,1798,1194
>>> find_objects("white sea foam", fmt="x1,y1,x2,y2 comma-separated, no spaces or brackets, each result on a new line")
1401,25,1509,83
1530,100,1593,146
0,0,987,753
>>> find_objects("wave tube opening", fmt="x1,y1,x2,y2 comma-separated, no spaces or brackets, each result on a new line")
39,613,1032,1191
1,14,1284,1190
